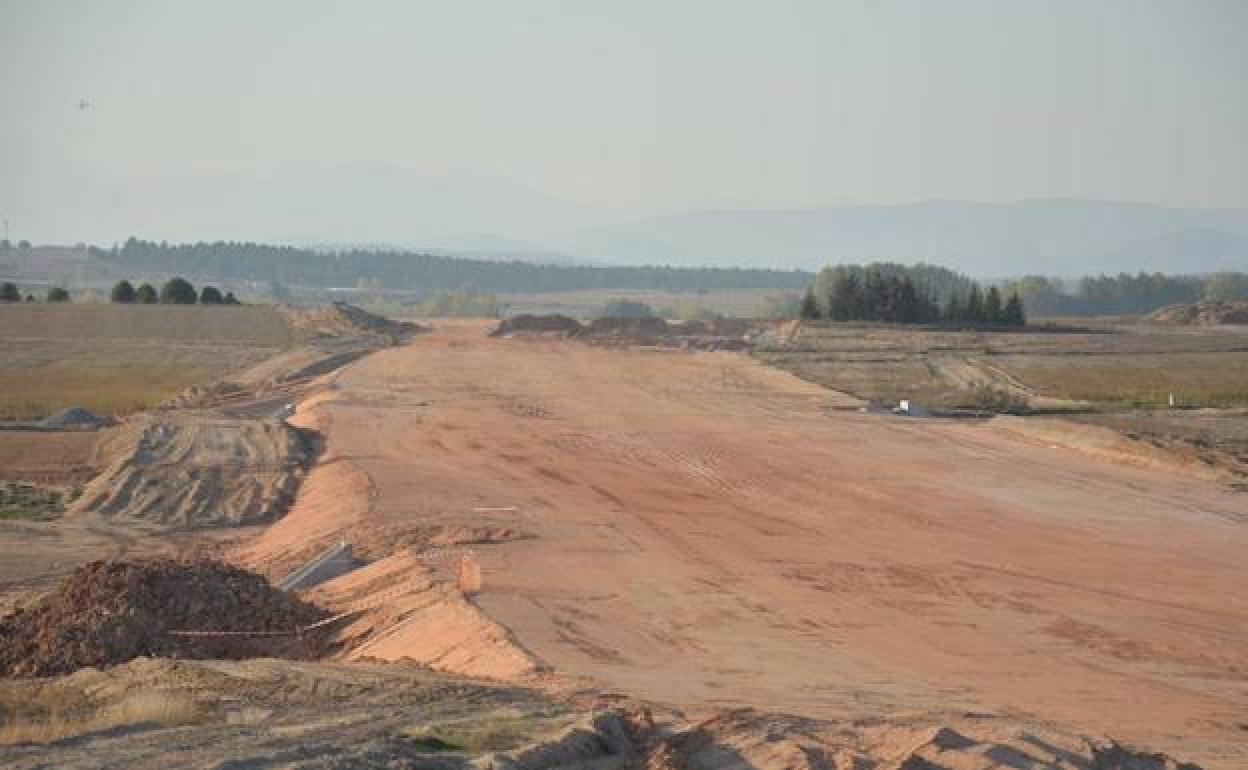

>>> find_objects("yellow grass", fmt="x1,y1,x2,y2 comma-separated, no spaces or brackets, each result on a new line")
0,304,294,420
997,353,1248,407
0,691,201,744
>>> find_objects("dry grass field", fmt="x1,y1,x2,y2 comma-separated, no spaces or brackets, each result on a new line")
756,319,1248,411
0,305,295,420
996,352,1248,407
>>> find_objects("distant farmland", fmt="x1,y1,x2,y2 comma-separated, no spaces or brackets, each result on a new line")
0,305,294,420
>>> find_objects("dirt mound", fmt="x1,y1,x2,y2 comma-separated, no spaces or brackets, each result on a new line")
668,318,753,338
584,316,671,338
0,559,329,677
69,412,312,529
284,301,425,341
39,407,106,429
490,314,753,350
491,314,584,336
1148,299,1248,325
578,317,753,349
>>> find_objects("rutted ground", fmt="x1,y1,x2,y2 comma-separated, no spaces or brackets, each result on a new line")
235,320,1248,768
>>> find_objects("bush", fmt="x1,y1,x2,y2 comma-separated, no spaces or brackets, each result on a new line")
601,299,655,318
135,283,158,304
159,277,197,304
0,282,19,302
223,291,240,305
965,384,1029,414
199,286,224,304
46,287,71,303
110,280,137,303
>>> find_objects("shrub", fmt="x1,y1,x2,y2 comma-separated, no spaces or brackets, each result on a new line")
46,287,70,303
601,299,655,318
110,280,137,303
965,384,1029,414
159,277,197,304
135,283,158,303
199,286,224,304
0,282,19,302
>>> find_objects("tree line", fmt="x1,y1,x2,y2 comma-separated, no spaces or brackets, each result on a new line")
1,277,239,305
90,238,813,293
1003,271,1248,316
0,282,67,303
109,277,238,305
800,264,1025,326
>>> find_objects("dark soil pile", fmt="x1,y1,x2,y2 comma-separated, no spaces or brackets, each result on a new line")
0,559,330,677
40,407,106,429
491,314,584,336
583,316,670,338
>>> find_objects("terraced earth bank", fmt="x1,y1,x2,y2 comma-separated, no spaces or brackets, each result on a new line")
223,319,1247,769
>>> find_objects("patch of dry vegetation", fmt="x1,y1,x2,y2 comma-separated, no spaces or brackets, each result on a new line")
0,690,200,745
758,320,1248,411
0,305,294,420
995,352,1248,407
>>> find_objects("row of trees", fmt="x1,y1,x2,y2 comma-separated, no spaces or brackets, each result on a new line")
110,278,238,305
800,265,1025,326
1002,271,1248,316
91,238,813,293
0,282,68,302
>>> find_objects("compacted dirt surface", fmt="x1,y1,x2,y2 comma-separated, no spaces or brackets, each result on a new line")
222,319,1248,768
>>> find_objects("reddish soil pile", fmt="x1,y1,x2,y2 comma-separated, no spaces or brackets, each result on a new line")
0,559,329,677
1149,299,1248,325
491,314,584,336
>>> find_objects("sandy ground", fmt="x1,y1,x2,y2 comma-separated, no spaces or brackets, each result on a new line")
237,320,1248,768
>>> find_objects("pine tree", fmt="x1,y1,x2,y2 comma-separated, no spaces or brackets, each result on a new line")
943,294,962,323
966,283,984,322
984,286,1003,324
799,288,821,319
110,280,137,303
1003,291,1026,326
135,283,158,304
160,277,197,304
827,272,856,321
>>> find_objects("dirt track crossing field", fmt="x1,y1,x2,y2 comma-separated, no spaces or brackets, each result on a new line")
255,320,1248,768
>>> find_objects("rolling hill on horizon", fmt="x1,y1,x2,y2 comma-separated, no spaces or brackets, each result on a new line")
11,166,1248,278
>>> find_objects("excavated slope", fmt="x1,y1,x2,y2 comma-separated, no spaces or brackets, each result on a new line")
70,412,311,529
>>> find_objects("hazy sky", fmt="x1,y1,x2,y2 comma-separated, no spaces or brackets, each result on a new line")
3,0,1247,230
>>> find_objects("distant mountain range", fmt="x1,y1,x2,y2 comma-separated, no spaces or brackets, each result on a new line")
544,200,1248,277
20,166,1248,277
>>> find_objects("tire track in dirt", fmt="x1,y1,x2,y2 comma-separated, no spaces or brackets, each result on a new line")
257,319,1248,769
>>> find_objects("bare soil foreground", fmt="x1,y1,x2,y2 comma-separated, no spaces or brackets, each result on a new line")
242,320,1248,768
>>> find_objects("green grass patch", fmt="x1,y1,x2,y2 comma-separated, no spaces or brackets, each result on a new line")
0,483,68,521
404,713,537,754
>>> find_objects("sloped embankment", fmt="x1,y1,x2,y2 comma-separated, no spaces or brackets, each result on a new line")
231,391,544,681
69,412,312,529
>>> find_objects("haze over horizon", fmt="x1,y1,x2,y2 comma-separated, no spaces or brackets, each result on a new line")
3,1,1246,274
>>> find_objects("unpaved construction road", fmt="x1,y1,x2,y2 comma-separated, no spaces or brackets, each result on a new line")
268,320,1248,767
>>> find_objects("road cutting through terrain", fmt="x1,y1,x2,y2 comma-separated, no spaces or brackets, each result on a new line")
242,319,1248,767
